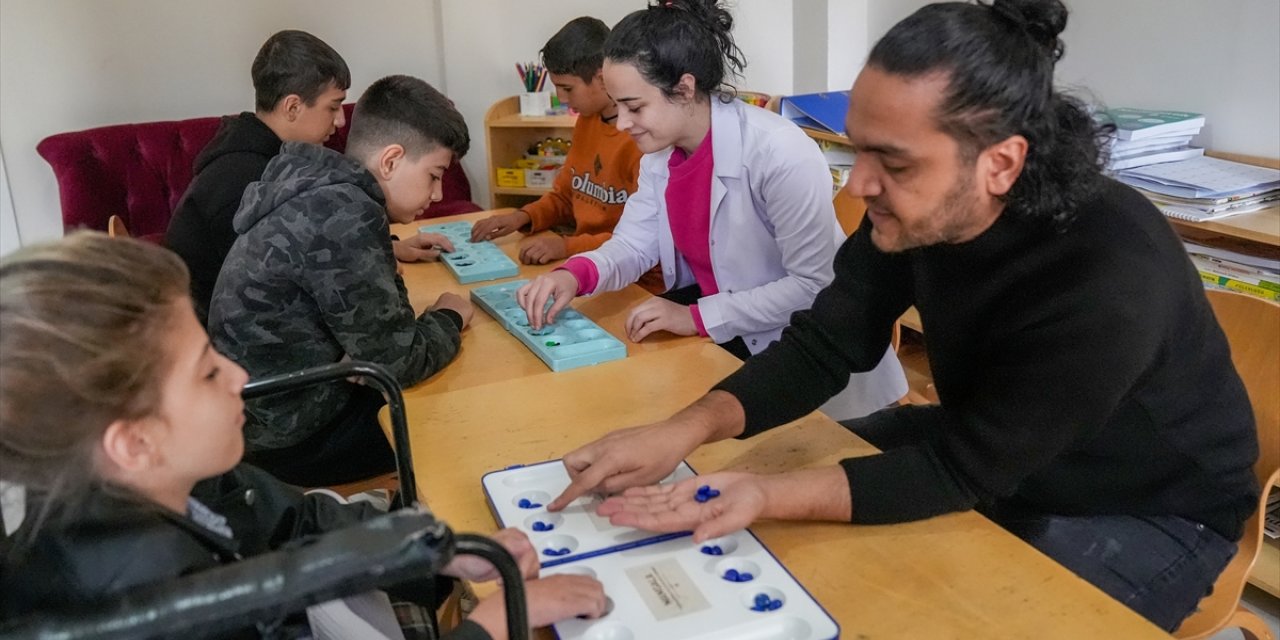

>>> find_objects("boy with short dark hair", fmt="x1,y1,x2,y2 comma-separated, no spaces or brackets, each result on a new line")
168,31,445,325
209,75,475,487
469,17,663,292
166,30,350,323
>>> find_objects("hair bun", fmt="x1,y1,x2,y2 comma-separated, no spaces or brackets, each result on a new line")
662,0,734,31
990,0,1067,60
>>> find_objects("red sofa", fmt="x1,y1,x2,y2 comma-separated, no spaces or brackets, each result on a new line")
37,103,481,242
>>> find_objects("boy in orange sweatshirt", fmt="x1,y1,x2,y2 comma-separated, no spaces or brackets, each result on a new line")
470,16,663,293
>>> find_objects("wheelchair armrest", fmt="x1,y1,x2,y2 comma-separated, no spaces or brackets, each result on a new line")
242,361,419,507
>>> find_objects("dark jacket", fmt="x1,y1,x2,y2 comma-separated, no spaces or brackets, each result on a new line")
0,465,489,639
717,178,1259,540
166,113,282,325
208,142,462,451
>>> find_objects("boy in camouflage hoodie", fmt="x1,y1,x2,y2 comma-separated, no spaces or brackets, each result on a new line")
209,75,473,486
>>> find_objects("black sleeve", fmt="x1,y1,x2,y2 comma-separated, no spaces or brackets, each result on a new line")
714,218,914,436
199,153,272,261
824,217,1169,525
435,308,464,332
191,464,383,555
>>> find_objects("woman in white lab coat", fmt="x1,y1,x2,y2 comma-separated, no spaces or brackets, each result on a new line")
518,0,905,418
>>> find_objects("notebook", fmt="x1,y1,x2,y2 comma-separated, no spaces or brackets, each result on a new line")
1103,107,1205,141
780,91,849,137
1118,156,1280,199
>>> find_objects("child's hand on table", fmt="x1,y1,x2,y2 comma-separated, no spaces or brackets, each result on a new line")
468,574,608,639
518,235,568,265
430,292,475,329
443,528,540,582
394,232,455,263
471,210,531,242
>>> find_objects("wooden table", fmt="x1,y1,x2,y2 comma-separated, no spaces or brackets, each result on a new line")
389,211,1170,639
393,210,698,396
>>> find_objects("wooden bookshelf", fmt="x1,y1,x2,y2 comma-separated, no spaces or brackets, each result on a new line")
1171,151,1280,255
483,96,576,210
492,186,553,197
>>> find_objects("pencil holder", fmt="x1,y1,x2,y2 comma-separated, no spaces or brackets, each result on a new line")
519,92,552,117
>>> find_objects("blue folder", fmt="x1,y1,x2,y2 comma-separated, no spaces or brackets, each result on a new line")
780,91,850,137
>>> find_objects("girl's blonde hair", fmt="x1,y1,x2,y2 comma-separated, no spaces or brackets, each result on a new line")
0,232,190,534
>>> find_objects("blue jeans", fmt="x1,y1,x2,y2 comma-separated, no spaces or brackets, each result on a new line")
982,506,1235,631
842,407,1238,631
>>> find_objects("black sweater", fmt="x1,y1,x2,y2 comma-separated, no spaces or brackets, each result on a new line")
166,113,281,324
716,179,1259,540
1,465,489,639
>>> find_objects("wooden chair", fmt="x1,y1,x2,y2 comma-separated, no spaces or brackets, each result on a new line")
107,214,130,238
833,187,867,236
1175,290,1280,640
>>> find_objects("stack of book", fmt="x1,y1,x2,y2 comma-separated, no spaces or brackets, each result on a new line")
1103,108,1206,172
1116,155,1280,222
816,140,855,194
1184,241,1279,302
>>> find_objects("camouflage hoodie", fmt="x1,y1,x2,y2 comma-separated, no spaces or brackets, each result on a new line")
209,142,462,451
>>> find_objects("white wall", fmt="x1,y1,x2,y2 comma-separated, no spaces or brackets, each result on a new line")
864,0,1280,158
733,2,796,95
0,0,445,247
827,0,871,92
4,0,1274,244
1056,0,1280,158
793,0,830,93
440,1,798,208
0,149,20,256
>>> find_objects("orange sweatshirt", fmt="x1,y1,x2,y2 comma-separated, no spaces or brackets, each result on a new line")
521,114,664,293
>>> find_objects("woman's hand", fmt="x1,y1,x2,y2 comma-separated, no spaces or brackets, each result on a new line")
624,297,698,342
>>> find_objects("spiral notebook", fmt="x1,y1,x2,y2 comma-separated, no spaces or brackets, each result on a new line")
1118,156,1280,199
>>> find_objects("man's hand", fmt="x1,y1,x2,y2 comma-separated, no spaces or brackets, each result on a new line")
471,210,531,242
625,297,698,342
516,270,579,330
429,292,475,329
518,235,569,265
467,575,607,640
394,232,455,263
598,472,767,542
548,423,704,511
547,392,746,511
441,528,538,583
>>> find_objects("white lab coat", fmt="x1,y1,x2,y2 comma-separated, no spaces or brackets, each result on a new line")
580,96,906,420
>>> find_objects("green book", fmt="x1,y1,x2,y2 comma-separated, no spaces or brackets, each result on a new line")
1105,107,1205,141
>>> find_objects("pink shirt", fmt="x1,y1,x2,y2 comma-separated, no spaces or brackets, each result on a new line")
561,129,718,336
664,130,716,334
